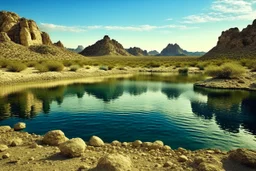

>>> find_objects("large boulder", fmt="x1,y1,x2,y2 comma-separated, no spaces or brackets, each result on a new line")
13,122,26,131
93,154,132,171
229,149,256,168
0,11,52,46
89,136,104,147
59,138,86,157
42,130,68,146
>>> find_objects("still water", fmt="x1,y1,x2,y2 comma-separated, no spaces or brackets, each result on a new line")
0,74,256,150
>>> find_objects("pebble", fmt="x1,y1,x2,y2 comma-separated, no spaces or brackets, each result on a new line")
178,155,188,162
2,153,10,159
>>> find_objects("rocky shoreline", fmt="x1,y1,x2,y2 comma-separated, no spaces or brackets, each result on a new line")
0,124,256,171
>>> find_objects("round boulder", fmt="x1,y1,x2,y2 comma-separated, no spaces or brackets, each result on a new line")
59,138,86,158
133,140,142,147
43,130,68,146
111,140,121,146
89,136,104,147
14,122,26,131
150,140,164,149
95,154,132,171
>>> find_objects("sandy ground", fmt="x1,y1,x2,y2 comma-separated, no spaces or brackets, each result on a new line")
0,127,255,171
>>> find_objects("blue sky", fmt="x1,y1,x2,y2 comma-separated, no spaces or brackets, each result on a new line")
2,0,256,52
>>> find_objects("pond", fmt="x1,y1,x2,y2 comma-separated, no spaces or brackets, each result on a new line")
0,74,256,151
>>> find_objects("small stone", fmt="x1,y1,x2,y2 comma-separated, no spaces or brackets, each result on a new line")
163,161,174,167
111,140,121,146
122,142,129,147
11,138,23,146
150,140,164,149
89,136,104,147
142,142,152,148
2,153,10,159
154,163,161,167
29,157,35,161
178,155,188,162
162,145,171,151
14,122,26,131
194,157,205,165
78,165,89,170
0,144,8,152
0,126,11,133
133,140,142,147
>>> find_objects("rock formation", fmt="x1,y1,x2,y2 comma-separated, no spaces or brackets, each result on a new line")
0,11,52,46
54,41,64,48
126,47,148,56
80,35,131,56
148,50,159,56
203,19,256,58
160,43,205,56
67,45,84,53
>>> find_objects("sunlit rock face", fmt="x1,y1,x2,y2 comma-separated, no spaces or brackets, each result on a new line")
0,11,52,46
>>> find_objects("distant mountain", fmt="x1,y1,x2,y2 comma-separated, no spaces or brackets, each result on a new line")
126,47,148,56
80,35,131,56
203,19,256,59
160,43,205,56
148,50,159,56
67,45,84,53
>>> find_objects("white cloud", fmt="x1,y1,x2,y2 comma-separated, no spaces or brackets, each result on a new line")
166,18,173,21
39,23,195,32
183,0,256,23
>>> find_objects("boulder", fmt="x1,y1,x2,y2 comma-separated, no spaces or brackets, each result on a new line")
0,144,8,152
111,140,121,146
132,140,142,147
42,130,68,146
13,122,26,131
229,149,256,168
93,154,132,171
150,140,164,149
89,136,104,147
59,138,86,157
178,155,188,162
0,126,11,133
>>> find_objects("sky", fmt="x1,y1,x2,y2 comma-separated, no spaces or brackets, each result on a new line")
2,0,256,52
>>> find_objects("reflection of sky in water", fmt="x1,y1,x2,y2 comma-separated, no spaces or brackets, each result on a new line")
0,76,256,151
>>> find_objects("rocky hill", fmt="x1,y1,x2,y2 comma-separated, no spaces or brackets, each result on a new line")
67,45,84,53
80,35,131,56
126,47,148,56
160,43,205,56
53,41,64,48
203,19,256,58
0,11,52,46
148,50,160,56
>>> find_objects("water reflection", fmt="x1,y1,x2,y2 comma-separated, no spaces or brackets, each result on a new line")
192,87,256,134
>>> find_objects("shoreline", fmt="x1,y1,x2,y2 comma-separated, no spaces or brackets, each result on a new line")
0,125,256,171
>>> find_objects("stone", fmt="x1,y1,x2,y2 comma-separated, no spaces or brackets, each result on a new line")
94,154,132,171
14,122,26,131
54,40,64,48
2,153,10,159
178,155,188,162
229,149,256,168
194,157,205,165
142,142,152,148
162,145,171,151
0,32,11,42
0,144,8,152
42,130,68,146
111,140,121,146
89,136,104,147
198,162,223,171
150,140,164,149
163,161,174,167
59,138,86,158
10,138,23,146
132,140,142,147
0,126,11,133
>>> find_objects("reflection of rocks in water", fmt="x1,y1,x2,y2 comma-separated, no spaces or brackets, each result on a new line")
84,81,124,102
0,92,43,119
192,87,256,135
124,82,147,96
161,85,186,99
65,83,85,98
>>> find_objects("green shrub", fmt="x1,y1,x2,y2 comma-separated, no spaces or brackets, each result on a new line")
44,61,64,71
26,61,38,67
7,62,27,72
0,60,9,68
63,60,75,67
108,66,114,70
146,62,160,68
178,68,188,74
117,67,126,70
99,66,109,71
35,64,49,72
70,65,80,72
205,63,246,79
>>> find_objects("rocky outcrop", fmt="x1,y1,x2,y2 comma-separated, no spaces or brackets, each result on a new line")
0,11,52,46
160,43,205,56
148,50,159,56
229,149,256,168
80,35,131,56
0,32,11,42
54,41,64,48
67,45,84,53
126,47,148,56
42,130,68,146
203,19,256,58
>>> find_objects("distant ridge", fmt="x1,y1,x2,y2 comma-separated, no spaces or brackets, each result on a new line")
67,45,84,53
148,50,159,56
126,47,148,56
203,19,256,59
80,35,131,56
160,43,205,56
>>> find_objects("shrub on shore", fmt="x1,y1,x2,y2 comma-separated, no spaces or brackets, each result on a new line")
35,64,49,72
44,61,64,71
205,63,246,79
0,60,9,68
178,68,188,74
7,62,27,72
70,65,80,72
